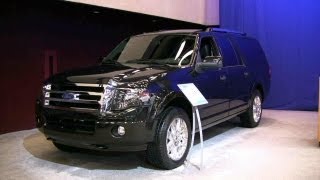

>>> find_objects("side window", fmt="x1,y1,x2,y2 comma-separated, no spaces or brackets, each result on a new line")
214,35,241,67
199,37,221,63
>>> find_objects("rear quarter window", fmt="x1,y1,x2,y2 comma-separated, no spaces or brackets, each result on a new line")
229,36,265,67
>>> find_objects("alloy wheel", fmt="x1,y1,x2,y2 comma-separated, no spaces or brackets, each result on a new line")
253,96,262,122
166,118,189,161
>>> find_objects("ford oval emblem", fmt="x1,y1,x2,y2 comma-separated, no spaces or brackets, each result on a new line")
62,92,80,100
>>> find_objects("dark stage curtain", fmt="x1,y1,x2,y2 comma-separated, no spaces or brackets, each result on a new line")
220,0,320,110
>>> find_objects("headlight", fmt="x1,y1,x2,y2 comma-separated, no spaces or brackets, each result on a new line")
111,88,150,110
100,86,150,113
100,85,116,112
99,79,151,114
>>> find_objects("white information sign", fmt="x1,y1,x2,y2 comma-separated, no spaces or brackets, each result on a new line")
177,83,208,106
178,83,207,170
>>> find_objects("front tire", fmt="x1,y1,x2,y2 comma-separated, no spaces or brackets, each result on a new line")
240,90,262,128
146,107,191,169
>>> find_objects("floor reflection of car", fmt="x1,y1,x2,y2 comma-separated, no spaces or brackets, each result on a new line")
36,28,270,169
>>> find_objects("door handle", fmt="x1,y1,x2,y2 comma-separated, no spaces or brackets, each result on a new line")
220,75,227,81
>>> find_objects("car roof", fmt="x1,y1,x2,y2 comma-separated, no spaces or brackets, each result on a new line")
138,29,201,36
134,28,246,37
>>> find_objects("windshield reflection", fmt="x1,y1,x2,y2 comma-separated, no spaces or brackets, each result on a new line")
102,34,196,67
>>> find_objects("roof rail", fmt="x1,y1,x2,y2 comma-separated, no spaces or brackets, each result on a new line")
205,27,246,36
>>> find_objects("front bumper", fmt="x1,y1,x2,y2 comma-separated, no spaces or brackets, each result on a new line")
36,105,154,151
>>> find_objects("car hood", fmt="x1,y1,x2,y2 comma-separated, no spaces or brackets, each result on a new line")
47,64,174,86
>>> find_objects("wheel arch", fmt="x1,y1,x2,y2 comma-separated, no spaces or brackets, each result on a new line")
151,92,193,137
253,83,264,102
164,96,193,121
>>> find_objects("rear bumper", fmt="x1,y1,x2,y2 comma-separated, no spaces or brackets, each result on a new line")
36,103,154,151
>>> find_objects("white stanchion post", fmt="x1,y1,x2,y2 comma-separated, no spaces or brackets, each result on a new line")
186,106,204,170
195,107,203,169
188,107,196,158
177,83,207,170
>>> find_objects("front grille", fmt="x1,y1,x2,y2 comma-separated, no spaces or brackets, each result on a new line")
43,83,104,112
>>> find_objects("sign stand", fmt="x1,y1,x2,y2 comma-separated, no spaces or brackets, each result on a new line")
177,83,208,170
188,106,204,169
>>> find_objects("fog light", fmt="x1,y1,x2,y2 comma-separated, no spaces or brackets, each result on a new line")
118,126,125,136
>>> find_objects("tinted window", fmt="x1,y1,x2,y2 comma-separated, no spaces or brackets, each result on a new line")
214,34,240,66
199,37,220,60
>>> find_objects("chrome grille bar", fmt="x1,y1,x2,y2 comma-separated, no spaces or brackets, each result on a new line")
43,83,105,112
45,97,99,104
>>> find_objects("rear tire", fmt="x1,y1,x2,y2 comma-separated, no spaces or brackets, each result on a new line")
240,90,262,128
146,107,191,169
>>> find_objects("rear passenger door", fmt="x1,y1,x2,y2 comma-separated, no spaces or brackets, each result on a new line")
213,33,251,115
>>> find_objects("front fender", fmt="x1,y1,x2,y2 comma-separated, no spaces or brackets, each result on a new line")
146,89,189,141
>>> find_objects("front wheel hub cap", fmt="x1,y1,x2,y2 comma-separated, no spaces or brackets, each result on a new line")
166,118,188,161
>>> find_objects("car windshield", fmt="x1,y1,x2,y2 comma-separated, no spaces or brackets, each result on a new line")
102,34,196,67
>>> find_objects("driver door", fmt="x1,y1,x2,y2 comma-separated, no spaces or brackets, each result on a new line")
192,35,229,127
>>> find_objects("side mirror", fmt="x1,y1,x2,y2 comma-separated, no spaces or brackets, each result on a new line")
195,57,222,73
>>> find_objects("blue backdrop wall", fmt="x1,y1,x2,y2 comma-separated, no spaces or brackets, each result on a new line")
220,0,320,110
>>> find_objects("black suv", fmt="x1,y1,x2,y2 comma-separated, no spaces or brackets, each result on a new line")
36,28,270,169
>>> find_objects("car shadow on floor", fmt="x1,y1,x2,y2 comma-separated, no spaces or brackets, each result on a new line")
23,132,153,170
23,116,275,170
196,116,276,143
